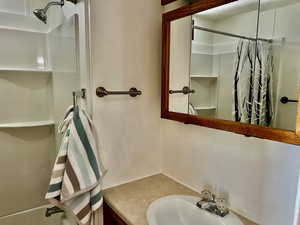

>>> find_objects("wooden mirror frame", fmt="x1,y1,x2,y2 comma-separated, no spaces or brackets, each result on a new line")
161,0,178,5
161,0,300,145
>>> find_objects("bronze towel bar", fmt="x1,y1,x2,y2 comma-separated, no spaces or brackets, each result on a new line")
169,86,195,95
96,87,142,98
280,96,298,104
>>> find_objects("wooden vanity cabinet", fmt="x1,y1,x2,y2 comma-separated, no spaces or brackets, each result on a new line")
103,202,128,225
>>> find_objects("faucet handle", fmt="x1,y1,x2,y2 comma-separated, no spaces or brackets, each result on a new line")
215,198,229,217
200,190,215,202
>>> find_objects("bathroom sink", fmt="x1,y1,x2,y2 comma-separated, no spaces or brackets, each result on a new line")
147,195,244,225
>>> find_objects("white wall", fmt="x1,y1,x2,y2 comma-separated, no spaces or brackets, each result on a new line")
161,120,300,225
87,1,300,225
91,0,162,188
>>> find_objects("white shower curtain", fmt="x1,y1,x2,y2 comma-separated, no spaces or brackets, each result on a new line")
233,40,274,126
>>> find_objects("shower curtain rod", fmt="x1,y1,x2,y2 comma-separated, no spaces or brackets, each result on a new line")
194,25,272,43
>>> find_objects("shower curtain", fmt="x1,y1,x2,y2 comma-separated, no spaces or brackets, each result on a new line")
233,40,274,126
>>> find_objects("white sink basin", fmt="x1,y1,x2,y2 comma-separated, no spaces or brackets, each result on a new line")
147,195,244,225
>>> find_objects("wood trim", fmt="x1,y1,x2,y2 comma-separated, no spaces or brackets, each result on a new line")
162,0,236,21
103,202,128,225
161,16,171,116
162,112,300,145
161,0,178,5
161,0,300,146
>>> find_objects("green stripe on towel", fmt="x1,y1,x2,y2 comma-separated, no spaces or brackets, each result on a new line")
73,108,100,179
91,191,103,205
48,182,63,192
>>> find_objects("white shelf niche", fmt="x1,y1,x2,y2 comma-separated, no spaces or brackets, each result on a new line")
0,120,55,128
0,28,49,70
190,74,218,78
194,106,216,110
0,70,53,125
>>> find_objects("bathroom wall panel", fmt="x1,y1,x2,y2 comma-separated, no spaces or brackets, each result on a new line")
0,2,81,225
0,29,49,70
0,71,53,124
48,15,81,148
0,0,26,15
190,78,217,107
0,126,56,217
190,54,213,75
0,0,49,16
48,16,77,73
91,0,162,188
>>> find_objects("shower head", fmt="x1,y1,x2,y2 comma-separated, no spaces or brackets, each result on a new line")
33,8,47,24
33,0,64,24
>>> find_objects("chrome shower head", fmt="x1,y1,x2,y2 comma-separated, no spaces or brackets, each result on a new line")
33,0,64,24
33,8,47,24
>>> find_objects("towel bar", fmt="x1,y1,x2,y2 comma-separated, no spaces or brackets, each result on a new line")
96,87,142,98
280,96,298,104
169,86,195,95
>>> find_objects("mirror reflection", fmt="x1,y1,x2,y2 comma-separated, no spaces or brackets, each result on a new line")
169,0,300,131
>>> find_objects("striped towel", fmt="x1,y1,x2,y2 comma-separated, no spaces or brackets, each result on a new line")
46,106,106,225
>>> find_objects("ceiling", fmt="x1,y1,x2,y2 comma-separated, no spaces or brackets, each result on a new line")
197,0,300,20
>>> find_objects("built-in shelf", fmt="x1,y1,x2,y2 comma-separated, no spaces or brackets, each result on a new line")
194,106,216,110
0,120,55,128
190,74,218,78
0,67,52,73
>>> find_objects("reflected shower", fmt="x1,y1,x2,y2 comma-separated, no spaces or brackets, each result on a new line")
33,0,64,24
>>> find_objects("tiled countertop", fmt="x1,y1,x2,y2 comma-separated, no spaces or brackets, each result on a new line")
103,174,258,225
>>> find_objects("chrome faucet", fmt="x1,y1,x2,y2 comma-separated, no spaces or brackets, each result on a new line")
196,190,229,217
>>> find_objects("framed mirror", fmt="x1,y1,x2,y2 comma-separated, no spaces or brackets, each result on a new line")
161,0,178,5
161,0,300,145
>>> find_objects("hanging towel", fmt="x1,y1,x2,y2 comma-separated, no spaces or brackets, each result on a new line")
46,106,106,225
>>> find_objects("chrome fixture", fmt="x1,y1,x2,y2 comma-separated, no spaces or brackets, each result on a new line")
196,190,229,218
33,0,65,24
96,87,142,98
169,86,195,95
